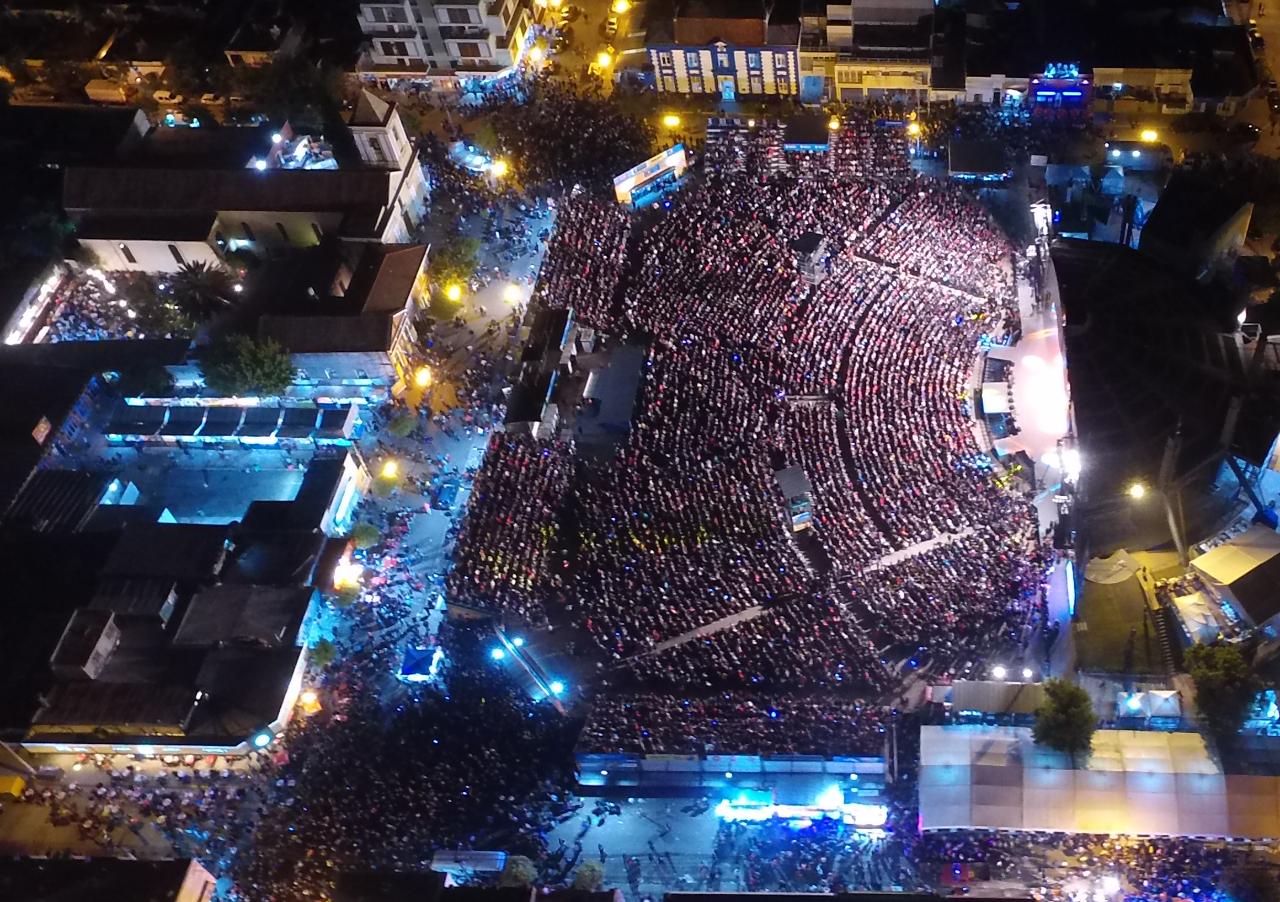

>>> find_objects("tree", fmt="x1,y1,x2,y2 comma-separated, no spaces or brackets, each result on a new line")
170,260,236,321
1221,865,1280,902
199,334,294,397
388,414,418,438
349,522,381,549
429,235,481,289
116,364,175,398
499,855,537,888
1032,678,1096,762
571,861,604,892
309,638,337,670
1186,643,1259,738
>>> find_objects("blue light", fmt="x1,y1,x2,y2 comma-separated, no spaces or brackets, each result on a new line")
490,648,506,661
549,680,565,696
768,708,779,719
1061,90,1083,97
251,730,273,749
1126,695,1143,712
511,636,525,648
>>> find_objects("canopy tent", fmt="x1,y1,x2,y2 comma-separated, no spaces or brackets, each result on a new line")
919,725,1280,838
1190,525,1280,628
981,382,1011,414
1116,690,1183,719
1170,590,1220,643
946,680,1046,715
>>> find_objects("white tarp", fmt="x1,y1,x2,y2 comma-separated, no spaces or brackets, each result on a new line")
1192,525,1280,586
981,382,1010,414
919,725,1280,838
949,680,1046,715
1170,591,1219,643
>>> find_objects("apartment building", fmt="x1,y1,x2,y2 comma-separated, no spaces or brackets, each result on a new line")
356,0,536,87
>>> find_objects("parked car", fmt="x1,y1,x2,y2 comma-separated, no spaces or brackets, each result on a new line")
153,89,185,104
432,479,461,510
1269,90,1280,114
199,92,227,105
604,14,619,36
84,78,128,103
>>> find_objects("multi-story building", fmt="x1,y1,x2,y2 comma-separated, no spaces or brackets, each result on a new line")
798,0,933,102
355,0,536,89
63,91,429,274
645,0,802,99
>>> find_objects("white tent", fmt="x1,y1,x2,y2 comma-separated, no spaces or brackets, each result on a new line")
1170,590,1220,643
1190,525,1280,628
919,725,1280,838
981,382,1010,414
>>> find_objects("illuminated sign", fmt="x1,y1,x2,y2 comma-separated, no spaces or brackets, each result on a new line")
613,144,688,206
1043,62,1080,80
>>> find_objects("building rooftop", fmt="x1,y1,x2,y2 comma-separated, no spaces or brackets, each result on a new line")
257,312,398,353
0,858,210,902
103,522,230,582
172,583,314,648
345,243,427,314
63,167,392,216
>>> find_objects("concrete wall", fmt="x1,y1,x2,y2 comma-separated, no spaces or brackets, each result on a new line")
83,238,222,274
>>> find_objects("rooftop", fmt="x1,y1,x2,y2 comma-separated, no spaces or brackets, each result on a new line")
172,583,314,648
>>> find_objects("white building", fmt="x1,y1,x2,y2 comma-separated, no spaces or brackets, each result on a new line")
65,91,429,274
356,0,536,89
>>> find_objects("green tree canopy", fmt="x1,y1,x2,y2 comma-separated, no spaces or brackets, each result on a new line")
499,855,537,888
349,522,381,549
1222,865,1280,902
429,235,481,289
309,638,337,670
388,414,418,438
1186,643,1260,738
199,334,293,397
1032,678,1097,762
571,860,604,892
170,260,236,321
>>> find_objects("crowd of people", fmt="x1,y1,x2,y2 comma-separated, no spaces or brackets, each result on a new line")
581,692,888,757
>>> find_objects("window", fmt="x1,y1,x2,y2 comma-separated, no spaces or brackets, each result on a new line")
241,221,256,242
456,41,485,58
717,49,730,68
369,7,386,23
445,7,472,23
664,75,678,92
368,137,388,163
118,243,137,264
386,6,407,22
311,222,324,242
658,51,673,68
774,51,789,71
749,75,763,93
685,50,700,69
747,51,761,69
380,40,409,56
168,244,185,265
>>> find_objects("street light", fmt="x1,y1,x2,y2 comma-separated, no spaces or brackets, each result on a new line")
503,283,522,304
380,459,400,480
1127,482,1147,500
527,45,545,63
444,283,463,302
611,0,630,11
1021,667,1034,680
906,121,922,137
827,115,840,131
662,113,681,128
1139,128,1159,143
992,665,1008,680
596,49,613,69
490,159,509,178
414,366,432,388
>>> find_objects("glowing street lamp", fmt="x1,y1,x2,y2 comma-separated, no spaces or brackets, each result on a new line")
906,121,922,137
333,560,363,590
528,45,545,63
490,158,509,178
827,116,840,131
992,665,1008,680
596,49,613,69
414,366,432,389
380,459,400,480
299,689,322,716
611,0,630,12
1127,482,1147,500
444,283,463,302
503,283,523,304
1139,128,1159,143
662,113,681,128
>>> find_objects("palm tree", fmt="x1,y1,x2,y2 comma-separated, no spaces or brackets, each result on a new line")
169,260,235,322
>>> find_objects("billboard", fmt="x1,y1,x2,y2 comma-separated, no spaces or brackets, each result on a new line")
613,144,687,206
